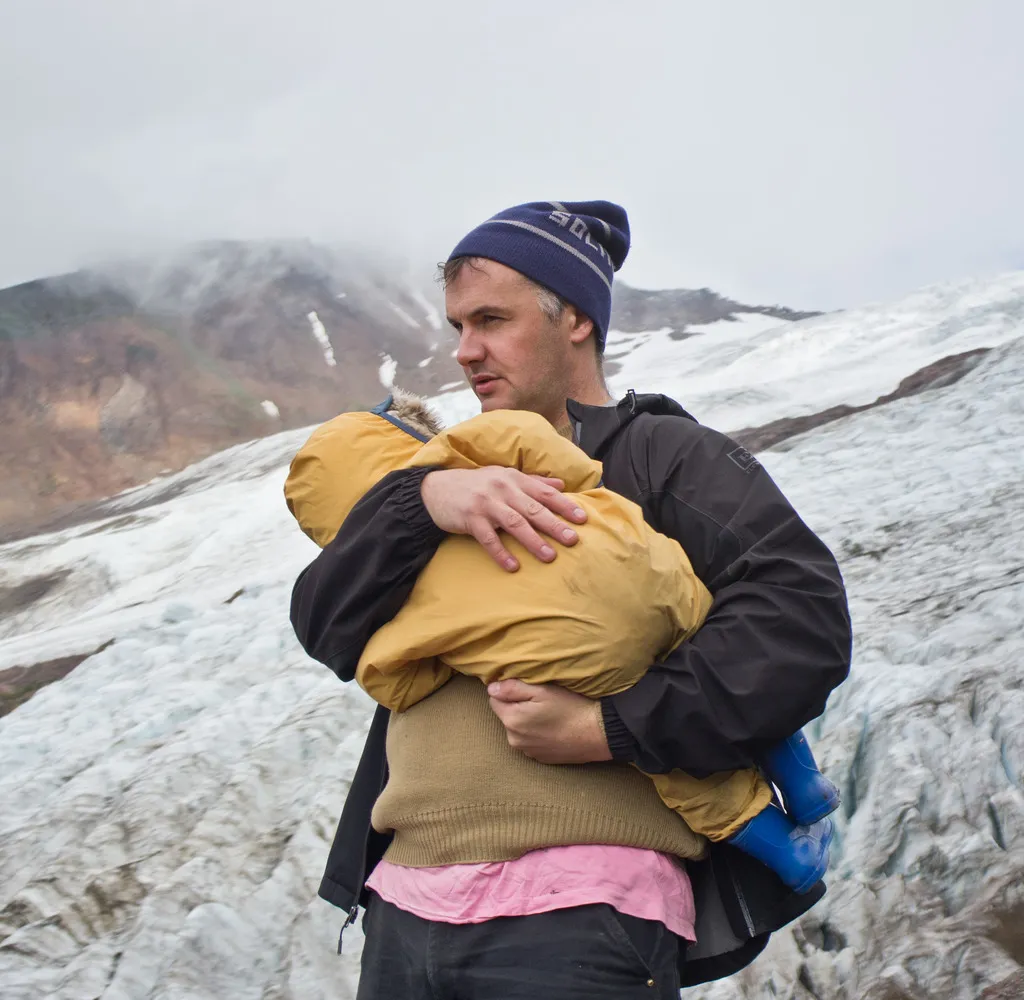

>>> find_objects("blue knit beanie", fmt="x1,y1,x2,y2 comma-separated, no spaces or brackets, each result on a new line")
447,200,630,350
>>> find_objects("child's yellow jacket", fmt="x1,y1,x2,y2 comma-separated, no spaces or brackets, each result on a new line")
285,400,713,713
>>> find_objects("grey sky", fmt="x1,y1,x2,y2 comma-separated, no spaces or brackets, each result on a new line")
2,1,1022,308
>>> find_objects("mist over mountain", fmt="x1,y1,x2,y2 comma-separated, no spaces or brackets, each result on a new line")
0,239,815,537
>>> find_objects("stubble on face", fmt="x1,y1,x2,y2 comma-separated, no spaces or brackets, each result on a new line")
446,260,573,423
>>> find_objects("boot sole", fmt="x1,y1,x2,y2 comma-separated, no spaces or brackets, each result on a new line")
791,819,835,894
788,792,841,827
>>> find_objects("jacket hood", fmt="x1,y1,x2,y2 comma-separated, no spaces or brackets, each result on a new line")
567,391,698,459
286,395,440,548
386,389,445,439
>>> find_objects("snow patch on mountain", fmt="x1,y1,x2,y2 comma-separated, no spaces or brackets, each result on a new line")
411,289,443,332
305,311,336,368
378,354,397,390
389,303,421,330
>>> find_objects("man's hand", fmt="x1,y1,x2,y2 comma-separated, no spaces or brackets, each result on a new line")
421,467,587,571
487,680,613,764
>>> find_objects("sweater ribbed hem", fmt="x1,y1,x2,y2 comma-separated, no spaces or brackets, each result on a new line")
380,801,707,868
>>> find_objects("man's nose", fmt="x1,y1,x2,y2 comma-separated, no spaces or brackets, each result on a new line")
455,328,486,368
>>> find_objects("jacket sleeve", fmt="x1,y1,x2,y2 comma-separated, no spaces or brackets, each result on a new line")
290,466,445,682
601,422,852,777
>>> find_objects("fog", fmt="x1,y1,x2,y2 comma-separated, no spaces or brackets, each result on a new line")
2,1,1023,307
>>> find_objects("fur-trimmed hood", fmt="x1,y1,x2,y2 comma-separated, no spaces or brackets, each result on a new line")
386,388,445,439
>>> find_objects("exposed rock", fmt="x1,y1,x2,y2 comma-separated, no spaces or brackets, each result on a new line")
0,641,113,717
0,569,70,617
98,375,164,454
609,284,821,335
980,969,1024,999
730,347,992,452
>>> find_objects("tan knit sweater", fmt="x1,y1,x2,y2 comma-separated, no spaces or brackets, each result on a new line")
372,675,707,866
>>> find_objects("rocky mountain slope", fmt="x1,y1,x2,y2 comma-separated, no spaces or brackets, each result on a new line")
1,271,1022,999
0,241,453,537
0,241,812,539
608,284,819,337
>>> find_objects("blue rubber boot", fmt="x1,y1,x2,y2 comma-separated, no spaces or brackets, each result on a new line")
727,804,834,894
761,731,841,825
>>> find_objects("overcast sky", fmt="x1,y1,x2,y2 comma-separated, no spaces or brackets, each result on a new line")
2,1,1022,308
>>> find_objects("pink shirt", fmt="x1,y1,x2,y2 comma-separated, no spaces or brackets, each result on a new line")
365,844,696,941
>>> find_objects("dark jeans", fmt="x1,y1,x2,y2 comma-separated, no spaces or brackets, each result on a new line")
356,893,683,999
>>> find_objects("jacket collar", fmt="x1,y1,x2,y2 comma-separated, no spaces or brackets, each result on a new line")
566,390,698,458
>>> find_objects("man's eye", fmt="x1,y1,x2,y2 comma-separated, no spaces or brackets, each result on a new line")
482,315,501,324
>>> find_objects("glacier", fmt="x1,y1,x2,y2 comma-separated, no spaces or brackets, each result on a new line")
1,272,1023,999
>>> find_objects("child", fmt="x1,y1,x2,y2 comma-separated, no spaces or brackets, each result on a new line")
286,392,840,893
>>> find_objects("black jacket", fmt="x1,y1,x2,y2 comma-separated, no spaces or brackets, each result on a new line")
290,392,852,985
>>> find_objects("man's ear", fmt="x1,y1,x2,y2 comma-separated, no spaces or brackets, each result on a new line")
566,307,595,347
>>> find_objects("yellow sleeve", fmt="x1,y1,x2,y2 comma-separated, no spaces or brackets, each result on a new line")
356,654,453,713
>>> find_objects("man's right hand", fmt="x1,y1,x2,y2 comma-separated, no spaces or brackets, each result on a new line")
420,468,587,571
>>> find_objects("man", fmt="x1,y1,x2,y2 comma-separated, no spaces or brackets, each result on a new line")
290,200,852,997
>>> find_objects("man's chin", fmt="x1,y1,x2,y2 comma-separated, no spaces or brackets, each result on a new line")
477,390,513,411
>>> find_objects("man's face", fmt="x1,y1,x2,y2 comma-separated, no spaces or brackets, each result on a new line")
445,258,573,419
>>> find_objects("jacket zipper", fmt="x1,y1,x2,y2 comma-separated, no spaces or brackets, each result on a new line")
730,866,756,938
337,905,359,953
337,756,390,954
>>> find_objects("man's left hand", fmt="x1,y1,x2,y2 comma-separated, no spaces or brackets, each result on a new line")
487,680,613,764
